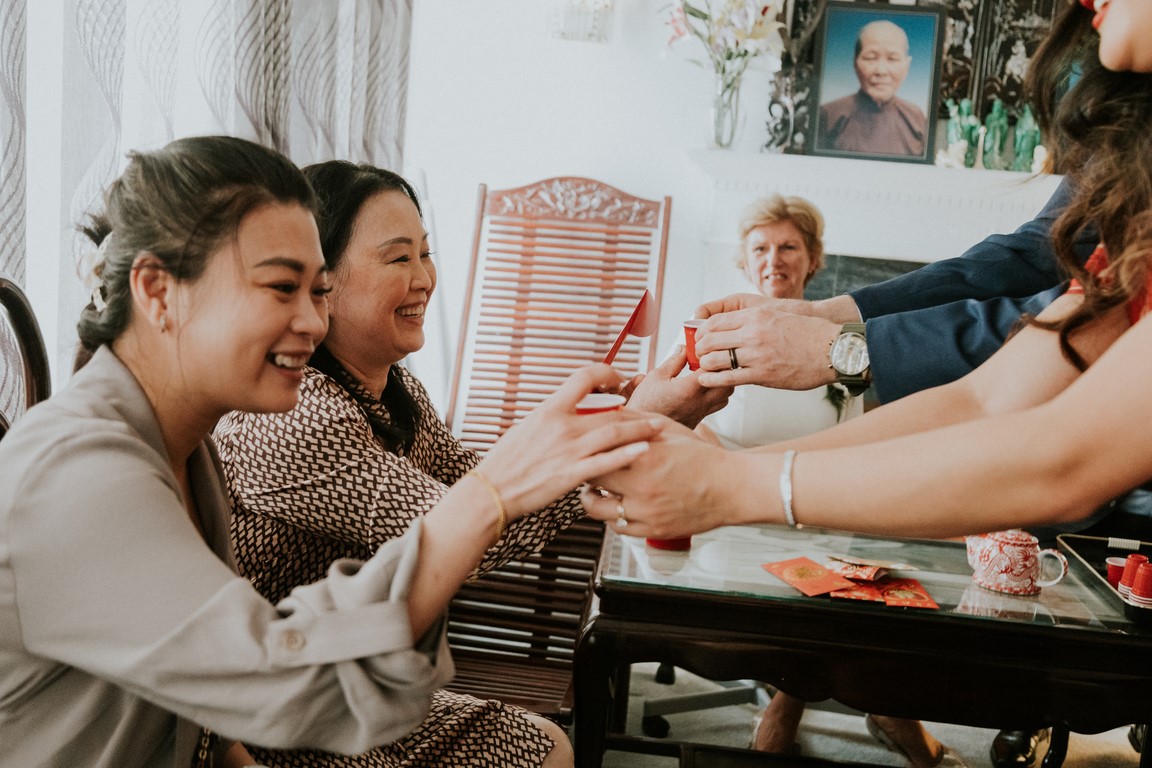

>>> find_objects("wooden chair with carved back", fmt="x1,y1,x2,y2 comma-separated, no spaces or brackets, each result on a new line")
0,277,51,441
442,177,670,723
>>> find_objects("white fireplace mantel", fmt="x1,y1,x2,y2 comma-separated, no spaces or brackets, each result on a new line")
689,150,1063,264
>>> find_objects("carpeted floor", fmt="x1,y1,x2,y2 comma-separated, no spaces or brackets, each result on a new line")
599,663,1139,767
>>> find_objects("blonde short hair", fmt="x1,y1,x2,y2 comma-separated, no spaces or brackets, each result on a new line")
736,194,826,277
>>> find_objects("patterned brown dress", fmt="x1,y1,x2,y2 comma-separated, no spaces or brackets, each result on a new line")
214,365,584,767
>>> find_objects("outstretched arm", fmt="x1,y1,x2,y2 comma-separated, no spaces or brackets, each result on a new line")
407,365,661,633
751,293,1128,453
849,178,1089,318
867,286,1067,402
786,308,1152,536
583,299,1138,539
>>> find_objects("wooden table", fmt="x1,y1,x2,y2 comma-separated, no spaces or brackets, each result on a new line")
573,524,1152,768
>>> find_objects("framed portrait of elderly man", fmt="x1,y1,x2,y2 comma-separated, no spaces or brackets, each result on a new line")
810,2,946,164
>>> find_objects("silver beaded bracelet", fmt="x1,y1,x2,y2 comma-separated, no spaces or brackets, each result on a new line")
779,449,799,528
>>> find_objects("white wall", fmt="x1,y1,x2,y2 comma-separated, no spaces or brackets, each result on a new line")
21,1,1061,404
403,0,764,409
402,1,1061,412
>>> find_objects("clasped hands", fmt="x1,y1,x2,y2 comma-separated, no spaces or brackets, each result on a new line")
689,292,854,391
572,293,862,535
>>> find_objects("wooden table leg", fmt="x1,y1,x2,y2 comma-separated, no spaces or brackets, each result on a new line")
574,627,617,768
610,663,631,733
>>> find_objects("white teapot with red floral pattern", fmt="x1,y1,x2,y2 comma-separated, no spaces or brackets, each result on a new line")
965,529,1068,595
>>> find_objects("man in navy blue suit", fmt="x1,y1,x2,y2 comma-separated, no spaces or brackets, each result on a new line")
692,178,1144,768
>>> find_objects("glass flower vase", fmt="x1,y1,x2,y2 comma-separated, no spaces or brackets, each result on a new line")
711,71,743,149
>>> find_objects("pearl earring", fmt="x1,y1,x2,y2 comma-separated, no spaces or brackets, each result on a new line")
160,313,168,333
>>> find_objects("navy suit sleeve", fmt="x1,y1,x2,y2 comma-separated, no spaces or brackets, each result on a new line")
846,177,1098,402
868,285,1067,403
850,178,1084,318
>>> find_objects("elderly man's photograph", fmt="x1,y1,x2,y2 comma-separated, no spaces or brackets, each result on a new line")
813,4,944,162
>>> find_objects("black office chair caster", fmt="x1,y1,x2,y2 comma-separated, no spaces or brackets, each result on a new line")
642,714,671,738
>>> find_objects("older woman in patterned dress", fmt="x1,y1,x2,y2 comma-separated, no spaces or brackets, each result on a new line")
214,161,724,768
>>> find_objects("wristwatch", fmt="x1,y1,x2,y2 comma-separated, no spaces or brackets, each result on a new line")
829,322,871,397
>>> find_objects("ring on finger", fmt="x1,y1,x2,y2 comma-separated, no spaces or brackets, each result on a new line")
728,348,740,370
615,499,629,530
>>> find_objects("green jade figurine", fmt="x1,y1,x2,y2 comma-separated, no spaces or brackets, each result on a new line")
1013,104,1042,172
983,98,1010,170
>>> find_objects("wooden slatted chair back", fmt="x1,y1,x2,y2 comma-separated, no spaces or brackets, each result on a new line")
445,177,670,451
0,277,51,440
441,178,670,722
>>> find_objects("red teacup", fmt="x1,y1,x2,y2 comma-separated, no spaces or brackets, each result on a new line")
683,319,704,371
1107,556,1128,589
1120,554,1148,592
1133,563,1152,599
646,535,692,552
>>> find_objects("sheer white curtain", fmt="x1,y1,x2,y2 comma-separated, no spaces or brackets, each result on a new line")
0,0,26,286
15,0,411,378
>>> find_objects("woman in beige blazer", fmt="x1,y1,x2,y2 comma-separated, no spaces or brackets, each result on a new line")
0,136,657,768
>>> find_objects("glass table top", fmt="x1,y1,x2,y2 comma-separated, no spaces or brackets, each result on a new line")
600,524,1136,633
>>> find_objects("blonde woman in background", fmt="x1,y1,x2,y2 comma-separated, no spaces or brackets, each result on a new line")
697,196,961,767
697,195,861,450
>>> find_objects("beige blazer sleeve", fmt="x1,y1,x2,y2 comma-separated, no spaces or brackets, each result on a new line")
7,421,452,754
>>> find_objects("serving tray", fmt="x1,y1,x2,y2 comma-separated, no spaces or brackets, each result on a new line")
1058,533,1152,624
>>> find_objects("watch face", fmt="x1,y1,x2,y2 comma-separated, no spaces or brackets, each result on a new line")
831,332,869,376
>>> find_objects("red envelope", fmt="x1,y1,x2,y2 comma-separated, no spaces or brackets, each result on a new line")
828,553,918,571
763,557,857,596
877,577,939,609
830,583,885,602
826,559,888,582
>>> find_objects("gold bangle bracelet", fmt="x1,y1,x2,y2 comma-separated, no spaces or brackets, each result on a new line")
467,469,507,547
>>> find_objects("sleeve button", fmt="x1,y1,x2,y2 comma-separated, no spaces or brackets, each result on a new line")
282,630,306,651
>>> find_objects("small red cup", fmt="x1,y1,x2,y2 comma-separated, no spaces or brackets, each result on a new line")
683,319,704,371
647,535,692,551
575,393,626,414
1133,562,1152,599
1120,554,1148,590
1106,556,1128,589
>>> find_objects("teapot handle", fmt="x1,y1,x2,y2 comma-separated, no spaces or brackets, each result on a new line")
1036,549,1068,588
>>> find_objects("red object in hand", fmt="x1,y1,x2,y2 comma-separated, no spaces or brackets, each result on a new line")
603,290,658,365
683,320,704,371
647,536,692,551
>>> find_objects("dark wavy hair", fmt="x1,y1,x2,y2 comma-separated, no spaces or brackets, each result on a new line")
75,135,317,370
300,160,424,452
1026,1,1152,368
